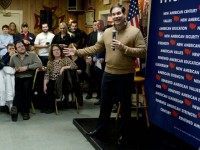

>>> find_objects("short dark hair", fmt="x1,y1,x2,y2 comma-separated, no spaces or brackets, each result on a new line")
2,25,9,30
110,3,126,14
71,20,78,24
41,23,48,29
14,41,24,49
21,22,28,27
7,43,15,49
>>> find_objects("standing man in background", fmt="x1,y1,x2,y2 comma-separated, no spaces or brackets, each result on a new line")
65,4,146,145
84,20,98,99
34,23,54,66
106,14,114,28
68,20,87,49
91,20,98,32
87,20,105,105
15,22,35,51
2,43,16,66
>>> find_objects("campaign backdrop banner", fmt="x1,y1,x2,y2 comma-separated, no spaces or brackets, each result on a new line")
146,0,200,148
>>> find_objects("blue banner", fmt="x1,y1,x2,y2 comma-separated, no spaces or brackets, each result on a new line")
146,0,200,148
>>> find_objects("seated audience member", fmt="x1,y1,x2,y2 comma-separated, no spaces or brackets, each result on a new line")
2,43,16,65
1,43,16,111
0,58,5,107
15,22,35,51
0,25,14,58
10,41,42,121
43,44,77,113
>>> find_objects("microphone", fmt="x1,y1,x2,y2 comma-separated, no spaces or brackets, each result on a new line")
112,30,117,51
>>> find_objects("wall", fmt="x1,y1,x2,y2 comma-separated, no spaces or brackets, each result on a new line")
85,0,127,33
1,0,147,35
90,0,130,19
3,0,88,34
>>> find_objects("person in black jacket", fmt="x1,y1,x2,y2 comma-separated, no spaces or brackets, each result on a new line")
85,20,105,104
51,22,71,48
68,20,87,49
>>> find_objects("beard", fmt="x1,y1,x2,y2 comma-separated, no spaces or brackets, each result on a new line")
43,30,48,33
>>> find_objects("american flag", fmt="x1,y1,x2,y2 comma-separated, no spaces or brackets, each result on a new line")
128,0,141,69
127,0,140,28
142,0,149,16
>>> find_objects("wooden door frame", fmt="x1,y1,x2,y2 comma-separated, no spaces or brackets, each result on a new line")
0,10,23,33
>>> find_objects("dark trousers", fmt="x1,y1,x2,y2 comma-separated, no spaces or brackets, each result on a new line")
94,66,103,98
86,64,96,96
13,77,33,114
39,56,48,66
45,80,56,110
97,72,134,136
72,79,83,105
32,71,46,110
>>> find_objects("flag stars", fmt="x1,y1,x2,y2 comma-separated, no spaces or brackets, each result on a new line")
128,0,140,27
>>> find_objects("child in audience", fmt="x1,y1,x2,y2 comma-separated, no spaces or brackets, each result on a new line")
2,43,16,111
2,43,16,65
0,58,5,107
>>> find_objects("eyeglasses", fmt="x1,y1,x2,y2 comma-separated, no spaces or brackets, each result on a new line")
52,48,60,51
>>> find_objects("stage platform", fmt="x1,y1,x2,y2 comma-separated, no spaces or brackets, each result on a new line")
73,118,195,150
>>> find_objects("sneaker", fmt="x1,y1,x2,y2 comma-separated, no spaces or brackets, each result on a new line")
117,135,128,145
22,113,30,120
10,106,18,122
